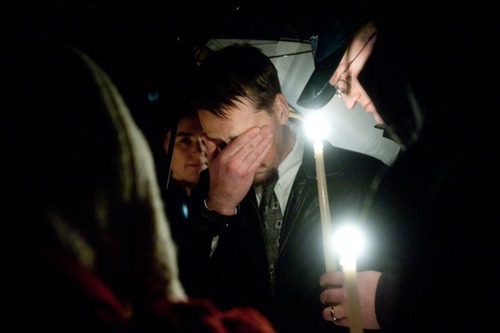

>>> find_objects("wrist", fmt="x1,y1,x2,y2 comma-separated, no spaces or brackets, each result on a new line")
199,198,239,236
204,198,238,216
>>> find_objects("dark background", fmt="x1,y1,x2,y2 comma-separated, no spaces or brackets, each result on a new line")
16,0,332,186
16,0,322,133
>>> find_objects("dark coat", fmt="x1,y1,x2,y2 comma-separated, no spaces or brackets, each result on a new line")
353,2,500,332
184,137,386,333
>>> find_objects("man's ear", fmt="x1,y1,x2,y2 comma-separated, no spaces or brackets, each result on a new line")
274,93,290,125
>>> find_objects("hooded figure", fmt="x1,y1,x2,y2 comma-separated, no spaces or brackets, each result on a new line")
310,1,499,332
297,1,424,151
1,36,276,333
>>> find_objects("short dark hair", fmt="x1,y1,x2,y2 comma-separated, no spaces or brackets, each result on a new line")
189,43,282,117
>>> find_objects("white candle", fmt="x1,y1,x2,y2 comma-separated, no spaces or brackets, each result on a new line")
341,255,364,333
313,141,336,272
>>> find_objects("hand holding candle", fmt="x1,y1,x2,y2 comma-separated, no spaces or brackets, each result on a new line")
305,112,364,332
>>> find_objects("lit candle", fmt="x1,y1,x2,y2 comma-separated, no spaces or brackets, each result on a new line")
306,111,363,331
304,111,335,272
336,226,365,333
341,255,364,333
313,141,336,272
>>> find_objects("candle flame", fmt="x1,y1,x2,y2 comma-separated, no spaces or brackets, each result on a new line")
304,111,330,141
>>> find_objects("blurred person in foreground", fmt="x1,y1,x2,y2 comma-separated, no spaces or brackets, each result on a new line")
1,36,276,333
298,1,499,332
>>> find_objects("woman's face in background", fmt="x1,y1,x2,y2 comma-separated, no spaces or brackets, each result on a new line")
164,114,208,194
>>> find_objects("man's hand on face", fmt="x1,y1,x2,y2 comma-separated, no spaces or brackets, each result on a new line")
202,125,273,215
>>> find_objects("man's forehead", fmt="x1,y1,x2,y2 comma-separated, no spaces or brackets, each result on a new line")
201,115,248,143
198,101,258,142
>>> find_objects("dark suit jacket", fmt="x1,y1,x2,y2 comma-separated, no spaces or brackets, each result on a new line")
183,137,386,333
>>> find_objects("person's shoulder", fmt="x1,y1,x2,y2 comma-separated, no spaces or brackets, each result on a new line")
324,143,388,176
325,142,386,164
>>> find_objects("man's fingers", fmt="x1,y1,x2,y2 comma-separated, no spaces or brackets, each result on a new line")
241,126,273,169
223,126,269,158
217,125,273,173
245,140,272,174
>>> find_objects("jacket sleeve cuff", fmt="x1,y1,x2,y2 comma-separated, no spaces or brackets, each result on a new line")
375,272,400,329
197,199,239,237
